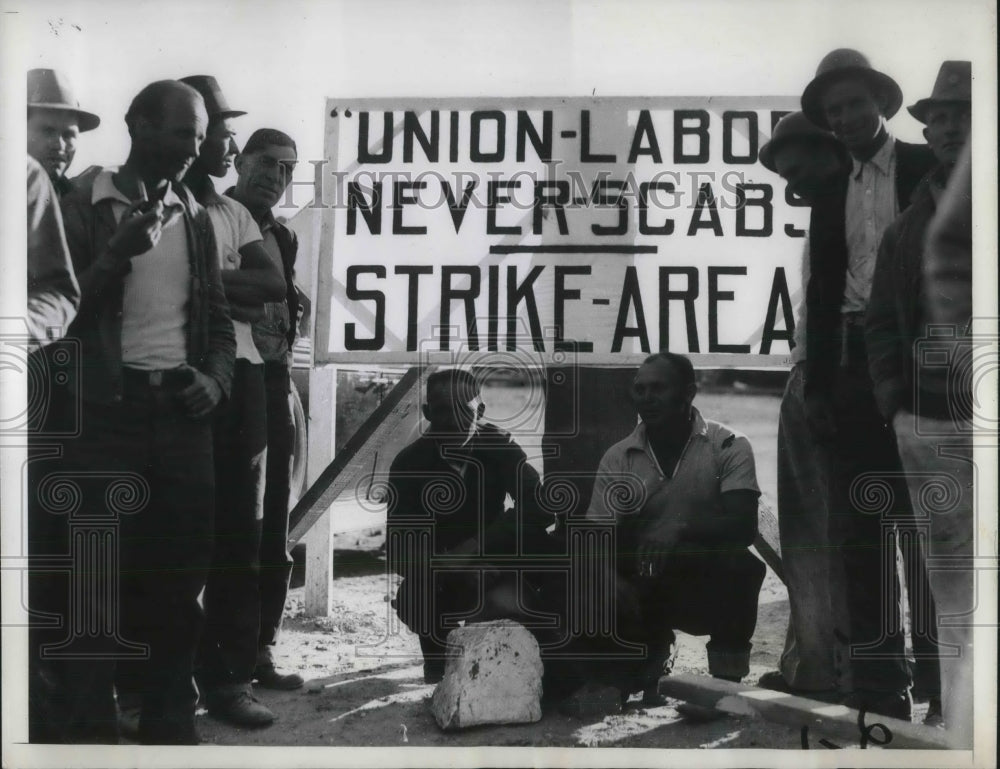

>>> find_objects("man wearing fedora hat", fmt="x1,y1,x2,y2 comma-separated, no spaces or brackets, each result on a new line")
865,61,972,734
800,49,937,720
178,74,291,729
867,61,972,432
27,68,100,197
755,113,853,700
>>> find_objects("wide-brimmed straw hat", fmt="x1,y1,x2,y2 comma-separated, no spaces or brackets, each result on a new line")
179,75,246,120
27,68,101,131
801,49,903,129
759,111,846,173
907,61,971,124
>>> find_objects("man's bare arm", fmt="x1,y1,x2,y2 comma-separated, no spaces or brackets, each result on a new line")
222,240,285,304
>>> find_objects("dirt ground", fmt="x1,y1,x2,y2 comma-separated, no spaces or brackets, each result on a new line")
190,389,934,749
194,530,805,749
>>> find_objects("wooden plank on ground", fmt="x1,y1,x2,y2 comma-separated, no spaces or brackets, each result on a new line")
659,673,950,750
754,497,783,583
289,365,433,545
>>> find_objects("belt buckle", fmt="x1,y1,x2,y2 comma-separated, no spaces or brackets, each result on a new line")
149,370,164,387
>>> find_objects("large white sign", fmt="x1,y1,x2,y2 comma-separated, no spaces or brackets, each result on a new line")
315,97,804,367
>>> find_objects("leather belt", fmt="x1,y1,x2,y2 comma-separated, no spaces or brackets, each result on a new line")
121,366,192,390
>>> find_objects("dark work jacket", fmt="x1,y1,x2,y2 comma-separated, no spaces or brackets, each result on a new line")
865,168,959,420
225,188,299,350
804,140,935,398
60,166,235,405
386,423,554,572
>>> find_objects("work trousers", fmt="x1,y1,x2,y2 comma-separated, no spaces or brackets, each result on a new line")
258,361,296,649
895,413,975,747
32,379,214,743
617,548,766,688
197,360,267,688
776,364,851,692
829,324,940,695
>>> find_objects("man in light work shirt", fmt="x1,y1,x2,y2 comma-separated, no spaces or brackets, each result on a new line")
586,352,765,713
801,48,936,720
176,76,291,730
226,129,302,690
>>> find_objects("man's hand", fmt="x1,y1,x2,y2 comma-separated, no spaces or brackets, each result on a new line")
176,364,223,418
635,530,683,576
107,200,166,259
804,392,837,443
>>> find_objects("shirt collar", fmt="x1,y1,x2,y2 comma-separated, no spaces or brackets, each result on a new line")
225,186,277,231
623,406,708,452
92,166,184,209
851,136,895,180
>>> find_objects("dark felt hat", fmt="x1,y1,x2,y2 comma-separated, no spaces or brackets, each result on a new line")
27,68,101,132
759,111,846,173
801,49,903,129
179,75,246,119
907,61,971,123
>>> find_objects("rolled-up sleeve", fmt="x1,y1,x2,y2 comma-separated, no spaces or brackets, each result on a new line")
718,435,760,495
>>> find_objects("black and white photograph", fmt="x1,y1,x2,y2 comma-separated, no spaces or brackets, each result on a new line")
1,1,996,767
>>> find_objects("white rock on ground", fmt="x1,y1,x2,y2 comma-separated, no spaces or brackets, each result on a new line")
430,620,543,730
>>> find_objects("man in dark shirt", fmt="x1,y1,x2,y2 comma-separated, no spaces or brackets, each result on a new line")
387,369,554,684
865,61,971,737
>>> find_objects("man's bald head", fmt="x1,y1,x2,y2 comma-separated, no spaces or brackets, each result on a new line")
124,80,208,183
125,80,205,134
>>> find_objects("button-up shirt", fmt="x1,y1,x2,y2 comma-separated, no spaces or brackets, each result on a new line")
842,137,898,313
585,408,759,548
251,222,292,363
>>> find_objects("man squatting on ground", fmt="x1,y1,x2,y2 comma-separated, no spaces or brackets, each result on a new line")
585,352,766,717
799,49,941,721
387,370,567,692
865,62,973,744
46,79,235,744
